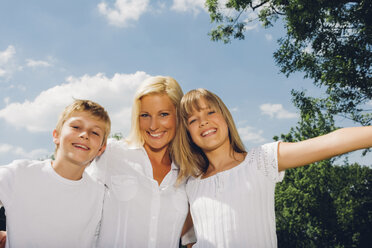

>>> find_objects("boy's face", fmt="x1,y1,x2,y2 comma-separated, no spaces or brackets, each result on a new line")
53,112,107,168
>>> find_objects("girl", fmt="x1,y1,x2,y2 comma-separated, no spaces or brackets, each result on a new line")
175,88,372,247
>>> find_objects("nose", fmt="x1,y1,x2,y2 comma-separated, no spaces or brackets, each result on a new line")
79,131,89,140
149,117,159,131
199,117,208,127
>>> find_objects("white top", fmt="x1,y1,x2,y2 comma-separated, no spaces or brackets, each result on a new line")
0,159,105,248
87,139,189,248
186,142,284,248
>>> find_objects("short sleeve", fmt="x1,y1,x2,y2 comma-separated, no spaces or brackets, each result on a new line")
86,150,108,185
0,160,25,208
86,138,118,184
247,141,285,183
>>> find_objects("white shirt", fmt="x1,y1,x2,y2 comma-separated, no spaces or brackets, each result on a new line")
0,159,104,248
186,142,284,248
88,139,189,248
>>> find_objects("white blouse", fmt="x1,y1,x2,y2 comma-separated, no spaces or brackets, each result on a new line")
87,139,189,248
186,142,284,248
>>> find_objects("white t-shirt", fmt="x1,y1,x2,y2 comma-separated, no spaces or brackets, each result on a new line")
0,159,105,248
186,142,284,248
87,139,189,248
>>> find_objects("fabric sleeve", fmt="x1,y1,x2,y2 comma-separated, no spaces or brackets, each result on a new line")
86,152,108,185
181,226,197,245
86,138,118,184
248,141,285,183
0,160,24,208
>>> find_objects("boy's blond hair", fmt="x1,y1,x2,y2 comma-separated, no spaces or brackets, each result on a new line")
54,99,111,154
174,88,246,182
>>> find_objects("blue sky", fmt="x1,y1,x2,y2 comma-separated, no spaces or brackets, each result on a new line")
0,0,370,165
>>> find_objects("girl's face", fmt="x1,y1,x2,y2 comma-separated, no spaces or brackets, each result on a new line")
187,98,230,153
139,93,177,152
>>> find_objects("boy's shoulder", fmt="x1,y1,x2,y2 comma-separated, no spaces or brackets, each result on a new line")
4,159,48,169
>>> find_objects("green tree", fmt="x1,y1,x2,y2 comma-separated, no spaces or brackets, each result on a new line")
206,0,372,125
273,97,372,247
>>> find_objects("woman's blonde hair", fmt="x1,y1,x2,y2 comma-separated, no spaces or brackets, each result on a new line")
126,76,183,158
175,88,246,182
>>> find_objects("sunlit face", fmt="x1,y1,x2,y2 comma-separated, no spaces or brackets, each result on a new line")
53,112,106,167
139,94,177,153
187,98,230,153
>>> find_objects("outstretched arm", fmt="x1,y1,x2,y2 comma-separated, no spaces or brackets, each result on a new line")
278,126,372,171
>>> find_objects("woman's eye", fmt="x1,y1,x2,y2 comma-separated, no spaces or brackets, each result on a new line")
92,131,100,136
160,112,169,117
208,110,215,115
72,126,79,129
140,113,149,118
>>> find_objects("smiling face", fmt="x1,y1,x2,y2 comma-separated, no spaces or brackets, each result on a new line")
139,93,177,153
53,111,106,168
187,98,230,153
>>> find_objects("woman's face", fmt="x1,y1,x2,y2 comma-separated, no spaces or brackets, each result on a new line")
139,93,177,152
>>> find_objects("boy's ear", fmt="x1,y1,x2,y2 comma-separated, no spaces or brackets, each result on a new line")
97,143,107,157
52,129,60,145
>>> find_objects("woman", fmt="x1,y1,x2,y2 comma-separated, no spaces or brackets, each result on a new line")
88,76,194,247
175,88,372,247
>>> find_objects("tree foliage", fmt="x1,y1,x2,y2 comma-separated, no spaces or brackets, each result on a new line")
206,0,372,125
275,161,372,247
273,94,372,247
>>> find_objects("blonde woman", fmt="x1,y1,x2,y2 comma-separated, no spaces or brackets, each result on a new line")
175,88,372,247
88,76,194,247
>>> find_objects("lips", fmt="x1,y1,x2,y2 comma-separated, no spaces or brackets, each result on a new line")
148,131,165,138
73,143,89,150
201,128,216,137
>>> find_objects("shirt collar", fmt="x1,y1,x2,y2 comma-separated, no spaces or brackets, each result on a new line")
130,144,179,171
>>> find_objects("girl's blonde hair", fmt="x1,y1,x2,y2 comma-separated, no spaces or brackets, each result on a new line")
175,88,246,182
126,76,183,159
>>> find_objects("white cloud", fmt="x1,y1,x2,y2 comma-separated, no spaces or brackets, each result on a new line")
171,0,206,14
265,34,273,41
0,143,49,160
0,45,16,78
26,59,52,68
98,0,149,27
260,103,297,119
3,97,10,105
230,107,238,112
0,68,6,77
238,125,266,143
0,71,150,135
0,45,15,65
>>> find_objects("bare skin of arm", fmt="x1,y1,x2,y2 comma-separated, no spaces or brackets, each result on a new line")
278,126,372,171
0,231,6,248
181,210,195,247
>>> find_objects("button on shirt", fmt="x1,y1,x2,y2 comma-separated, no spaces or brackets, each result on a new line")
87,139,189,248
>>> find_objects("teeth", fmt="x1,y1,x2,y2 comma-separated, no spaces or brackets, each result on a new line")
202,129,216,137
74,144,89,150
149,132,162,137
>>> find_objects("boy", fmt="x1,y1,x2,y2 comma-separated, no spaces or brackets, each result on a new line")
0,99,111,248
